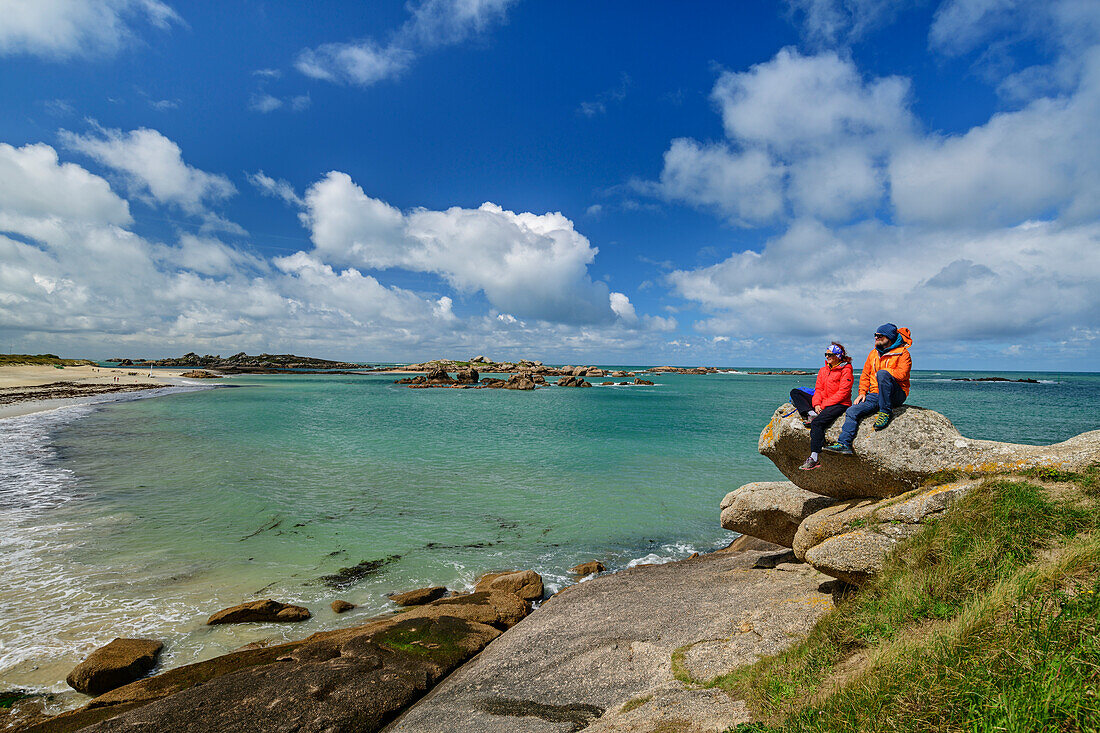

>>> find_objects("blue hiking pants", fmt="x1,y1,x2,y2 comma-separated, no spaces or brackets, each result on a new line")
837,370,906,445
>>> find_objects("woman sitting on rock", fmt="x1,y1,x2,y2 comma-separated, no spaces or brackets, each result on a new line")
788,343,853,470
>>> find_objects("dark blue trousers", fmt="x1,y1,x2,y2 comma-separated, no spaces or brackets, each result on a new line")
837,370,906,445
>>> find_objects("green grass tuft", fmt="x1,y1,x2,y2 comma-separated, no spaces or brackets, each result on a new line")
0,353,95,366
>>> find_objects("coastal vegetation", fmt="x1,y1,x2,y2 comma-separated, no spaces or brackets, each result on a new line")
0,353,95,366
710,466,1100,732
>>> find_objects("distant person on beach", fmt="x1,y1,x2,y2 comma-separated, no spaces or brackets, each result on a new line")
789,343,853,470
825,323,913,455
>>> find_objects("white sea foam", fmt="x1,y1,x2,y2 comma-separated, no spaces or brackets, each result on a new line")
625,541,700,568
0,387,211,685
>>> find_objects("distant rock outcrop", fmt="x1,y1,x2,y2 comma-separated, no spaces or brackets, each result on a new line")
117,352,366,373
503,374,536,390
455,367,479,384
425,367,456,385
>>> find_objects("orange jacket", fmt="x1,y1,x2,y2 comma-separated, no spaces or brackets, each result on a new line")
858,327,913,396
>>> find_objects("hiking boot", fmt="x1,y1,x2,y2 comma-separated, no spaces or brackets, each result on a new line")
798,457,820,470
873,411,892,430
801,416,813,428
823,442,853,455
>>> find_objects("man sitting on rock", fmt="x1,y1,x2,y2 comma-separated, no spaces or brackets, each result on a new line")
824,323,912,456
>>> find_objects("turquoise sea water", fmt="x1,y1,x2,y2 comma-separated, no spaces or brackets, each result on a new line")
2,368,1098,700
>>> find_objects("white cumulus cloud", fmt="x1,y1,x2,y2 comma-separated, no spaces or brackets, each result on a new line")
0,0,181,60
296,0,514,87
61,126,236,215
301,171,626,324
641,48,914,224
1,135,669,361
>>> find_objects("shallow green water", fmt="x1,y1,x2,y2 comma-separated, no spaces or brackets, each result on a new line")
1,368,1097,696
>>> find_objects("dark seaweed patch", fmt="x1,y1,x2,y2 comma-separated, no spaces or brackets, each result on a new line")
318,555,401,589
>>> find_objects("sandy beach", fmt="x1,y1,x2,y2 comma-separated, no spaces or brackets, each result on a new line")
0,365,198,419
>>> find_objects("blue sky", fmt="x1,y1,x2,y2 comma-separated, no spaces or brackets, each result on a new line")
1,0,1098,369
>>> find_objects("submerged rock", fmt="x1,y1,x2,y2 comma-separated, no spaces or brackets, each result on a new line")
759,403,1100,499
720,481,836,548
319,555,400,589
66,639,163,696
206,599,311,625
330,600,356,614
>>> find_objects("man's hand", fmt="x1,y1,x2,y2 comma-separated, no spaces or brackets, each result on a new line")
855,394,865,404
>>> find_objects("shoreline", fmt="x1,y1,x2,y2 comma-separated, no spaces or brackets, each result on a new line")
0,365,208,420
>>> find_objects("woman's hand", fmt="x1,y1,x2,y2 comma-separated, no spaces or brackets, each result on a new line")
855,394,865,404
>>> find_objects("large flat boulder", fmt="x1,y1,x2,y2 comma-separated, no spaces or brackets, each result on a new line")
720,481,837,547
793,481,978,584
759,404,1100,499
386,550,833,732
66,639,163,696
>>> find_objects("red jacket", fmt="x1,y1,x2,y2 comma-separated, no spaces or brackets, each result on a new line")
813,361,853,409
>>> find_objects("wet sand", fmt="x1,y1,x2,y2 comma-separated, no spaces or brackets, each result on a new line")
0,365,196,418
